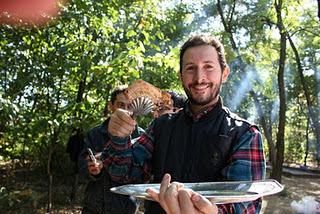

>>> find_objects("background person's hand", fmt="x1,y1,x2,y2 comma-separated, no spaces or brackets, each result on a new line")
147,174,218,214
108,108,136,138
87,159,103,175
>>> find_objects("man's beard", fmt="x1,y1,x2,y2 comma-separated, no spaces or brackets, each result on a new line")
183,82,221,106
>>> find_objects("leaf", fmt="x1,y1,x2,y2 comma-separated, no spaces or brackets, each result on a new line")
126,30,137,38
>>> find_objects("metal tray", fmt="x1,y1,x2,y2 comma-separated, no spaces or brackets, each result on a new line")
110,179,283,204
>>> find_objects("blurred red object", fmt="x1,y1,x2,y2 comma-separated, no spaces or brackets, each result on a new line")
0,0,65,26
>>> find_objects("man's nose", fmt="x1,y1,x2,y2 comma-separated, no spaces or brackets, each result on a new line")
193,68,205,83
124,104,131,111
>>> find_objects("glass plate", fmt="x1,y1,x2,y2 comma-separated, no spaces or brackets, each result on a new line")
110,179,283,204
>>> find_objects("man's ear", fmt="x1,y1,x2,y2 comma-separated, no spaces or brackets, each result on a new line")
108,102,114,113
222,66,230,83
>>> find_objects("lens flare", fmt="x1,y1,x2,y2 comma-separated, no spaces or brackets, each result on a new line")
0,0,66,26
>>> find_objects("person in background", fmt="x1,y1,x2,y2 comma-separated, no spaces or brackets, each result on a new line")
78,85,144,214
66,127,84,201
93,35,266,213
152,91,187,118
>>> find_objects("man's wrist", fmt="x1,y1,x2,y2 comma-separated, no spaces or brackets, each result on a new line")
89,169,104,180
109,133,129,145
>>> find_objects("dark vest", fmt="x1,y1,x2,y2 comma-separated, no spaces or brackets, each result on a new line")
145,102,255,214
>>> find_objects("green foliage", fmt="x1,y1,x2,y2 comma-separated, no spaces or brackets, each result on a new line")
0,0,191,167
0,0,319,170
0,187,41,210
193,0,319,166
0,187,16,208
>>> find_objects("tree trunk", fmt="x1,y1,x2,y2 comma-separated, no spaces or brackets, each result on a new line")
216,0,276,167
69,70,87,202
270,0,287,183
288,34,320,166
46,152,53,213
304,116,310,166
46,130,59,213
46,73,63,212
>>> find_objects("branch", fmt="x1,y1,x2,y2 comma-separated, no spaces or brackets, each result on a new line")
216,0,229,32
289,27,320,37
227,0,236,28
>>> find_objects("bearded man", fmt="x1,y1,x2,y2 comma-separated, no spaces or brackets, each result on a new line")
91,35,266,214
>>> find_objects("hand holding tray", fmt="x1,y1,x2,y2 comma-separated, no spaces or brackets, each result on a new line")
110,179,283,204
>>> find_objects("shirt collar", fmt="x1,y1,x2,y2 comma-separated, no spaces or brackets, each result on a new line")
185,97,223,121
99,118,110,134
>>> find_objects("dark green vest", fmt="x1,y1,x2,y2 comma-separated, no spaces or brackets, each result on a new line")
145,102,254,214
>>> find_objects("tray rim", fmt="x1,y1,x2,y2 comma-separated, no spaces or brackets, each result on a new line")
110,179,284,204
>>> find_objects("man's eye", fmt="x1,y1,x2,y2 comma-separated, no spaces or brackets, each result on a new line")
185,67,195,72
117,103,124,108
204,65,214,69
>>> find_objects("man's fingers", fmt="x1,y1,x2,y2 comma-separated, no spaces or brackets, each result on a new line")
117,109,136,126
87,160,97,167
146,188,160,202
147,174,218,214
88,161,102,175
164,182,183,214
191,193,218,214
108,121,132,137
109,120,132,136
113,109,136,127
95,152,102,160
108,109,136,137
88,166,99,175
158,174,171,213
159,174,171,201
178,189,196,214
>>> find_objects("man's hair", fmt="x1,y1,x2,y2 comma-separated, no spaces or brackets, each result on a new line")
109,85,127,104
179,35,227,73
167,91,187,108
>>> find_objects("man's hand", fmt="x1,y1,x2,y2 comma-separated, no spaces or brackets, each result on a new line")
87,160,103,175
108,108,137,138
147,174,218,214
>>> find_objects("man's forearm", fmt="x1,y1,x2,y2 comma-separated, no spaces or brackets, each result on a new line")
217,198,262,214
102,133,153,183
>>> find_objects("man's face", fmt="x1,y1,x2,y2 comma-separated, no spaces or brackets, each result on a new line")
109,93,131,113
180,45,229,107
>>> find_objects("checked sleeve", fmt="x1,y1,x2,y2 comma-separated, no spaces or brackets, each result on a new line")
101,122,156,184
218,126,266,213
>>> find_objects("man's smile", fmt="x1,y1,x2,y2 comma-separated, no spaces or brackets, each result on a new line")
190,83,211,94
